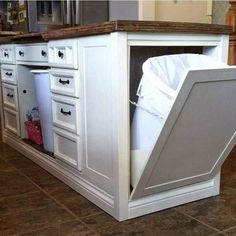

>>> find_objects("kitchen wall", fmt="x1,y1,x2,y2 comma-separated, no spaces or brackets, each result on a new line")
212,0,229,25
155,0,212,23
109,1,139,20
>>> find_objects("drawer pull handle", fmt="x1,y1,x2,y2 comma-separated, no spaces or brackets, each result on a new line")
7,93,14,98
60,108,71,116
41,50,47,57
58,50,64,58
4,52,9,57
5,72,12,76
19,51,24,56
59,78,70,85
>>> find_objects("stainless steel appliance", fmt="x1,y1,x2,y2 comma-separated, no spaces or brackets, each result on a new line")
1,0,108,32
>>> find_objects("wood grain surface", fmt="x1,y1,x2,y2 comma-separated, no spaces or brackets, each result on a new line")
0,21,232,44
42,21,232,40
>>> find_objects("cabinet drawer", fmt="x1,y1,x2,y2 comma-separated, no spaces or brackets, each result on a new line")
16,44,48,64
52,95,80,134
50,69,79,97
53,127,82,170
48,39,78,69
3,107,20,136
0,45,15,64
2,83,18,110
1,65,17,85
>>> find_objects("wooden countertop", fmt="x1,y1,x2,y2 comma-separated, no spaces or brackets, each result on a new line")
11,32,45,44
0,21,233,44
42,21,233,40
0,31,23,44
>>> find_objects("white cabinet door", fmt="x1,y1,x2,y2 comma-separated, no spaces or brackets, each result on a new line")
131,68,236,200
53,127,82,170
3,107,20,136
78,35,114,195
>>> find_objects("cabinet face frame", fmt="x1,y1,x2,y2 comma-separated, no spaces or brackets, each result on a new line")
109,32,229,220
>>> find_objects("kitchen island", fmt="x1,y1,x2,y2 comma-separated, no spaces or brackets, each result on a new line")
0,21,235,221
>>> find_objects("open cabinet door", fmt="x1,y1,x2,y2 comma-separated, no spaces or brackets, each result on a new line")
131,67,236,200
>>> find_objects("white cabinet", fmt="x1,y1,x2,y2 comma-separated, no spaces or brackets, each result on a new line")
0,46,20,136
1,24,234,222
49,39,81,170
48,39,78,69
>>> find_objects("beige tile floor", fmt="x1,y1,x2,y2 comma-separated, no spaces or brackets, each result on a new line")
0,137,236,235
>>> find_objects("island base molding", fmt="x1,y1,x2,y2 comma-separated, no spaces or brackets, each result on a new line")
3,130,220,221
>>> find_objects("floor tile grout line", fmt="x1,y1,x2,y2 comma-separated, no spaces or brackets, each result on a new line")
6,161,100,236
221,225,236,233
174,208,224,234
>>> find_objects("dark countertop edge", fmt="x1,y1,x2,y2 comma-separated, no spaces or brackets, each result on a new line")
42,21,233,41
0,32,46,44
0,37,12,44
11,32,46,44
0,21,233,44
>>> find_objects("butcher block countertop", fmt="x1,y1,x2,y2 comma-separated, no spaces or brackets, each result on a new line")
0,30,23,44
0,21,233,44
42,21,233,40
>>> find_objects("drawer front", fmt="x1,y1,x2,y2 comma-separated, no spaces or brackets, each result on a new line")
0,45,15,64
2,83,18,110
3,107,20,136
52,95,80,134
50,69,79,97
16,44,48,63
48,40,78,69
53,127,82,170
1,65,17,85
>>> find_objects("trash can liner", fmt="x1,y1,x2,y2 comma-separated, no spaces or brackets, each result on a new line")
135,54,228,120
130,54,228,187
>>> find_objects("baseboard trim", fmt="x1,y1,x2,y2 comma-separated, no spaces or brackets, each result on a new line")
128,172,220,219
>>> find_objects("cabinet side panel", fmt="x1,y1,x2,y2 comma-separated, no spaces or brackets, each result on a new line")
79,36,114,195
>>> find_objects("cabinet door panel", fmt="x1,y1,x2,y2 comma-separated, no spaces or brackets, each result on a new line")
79,35,114,195
3,107,20,136
53,127,82,170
